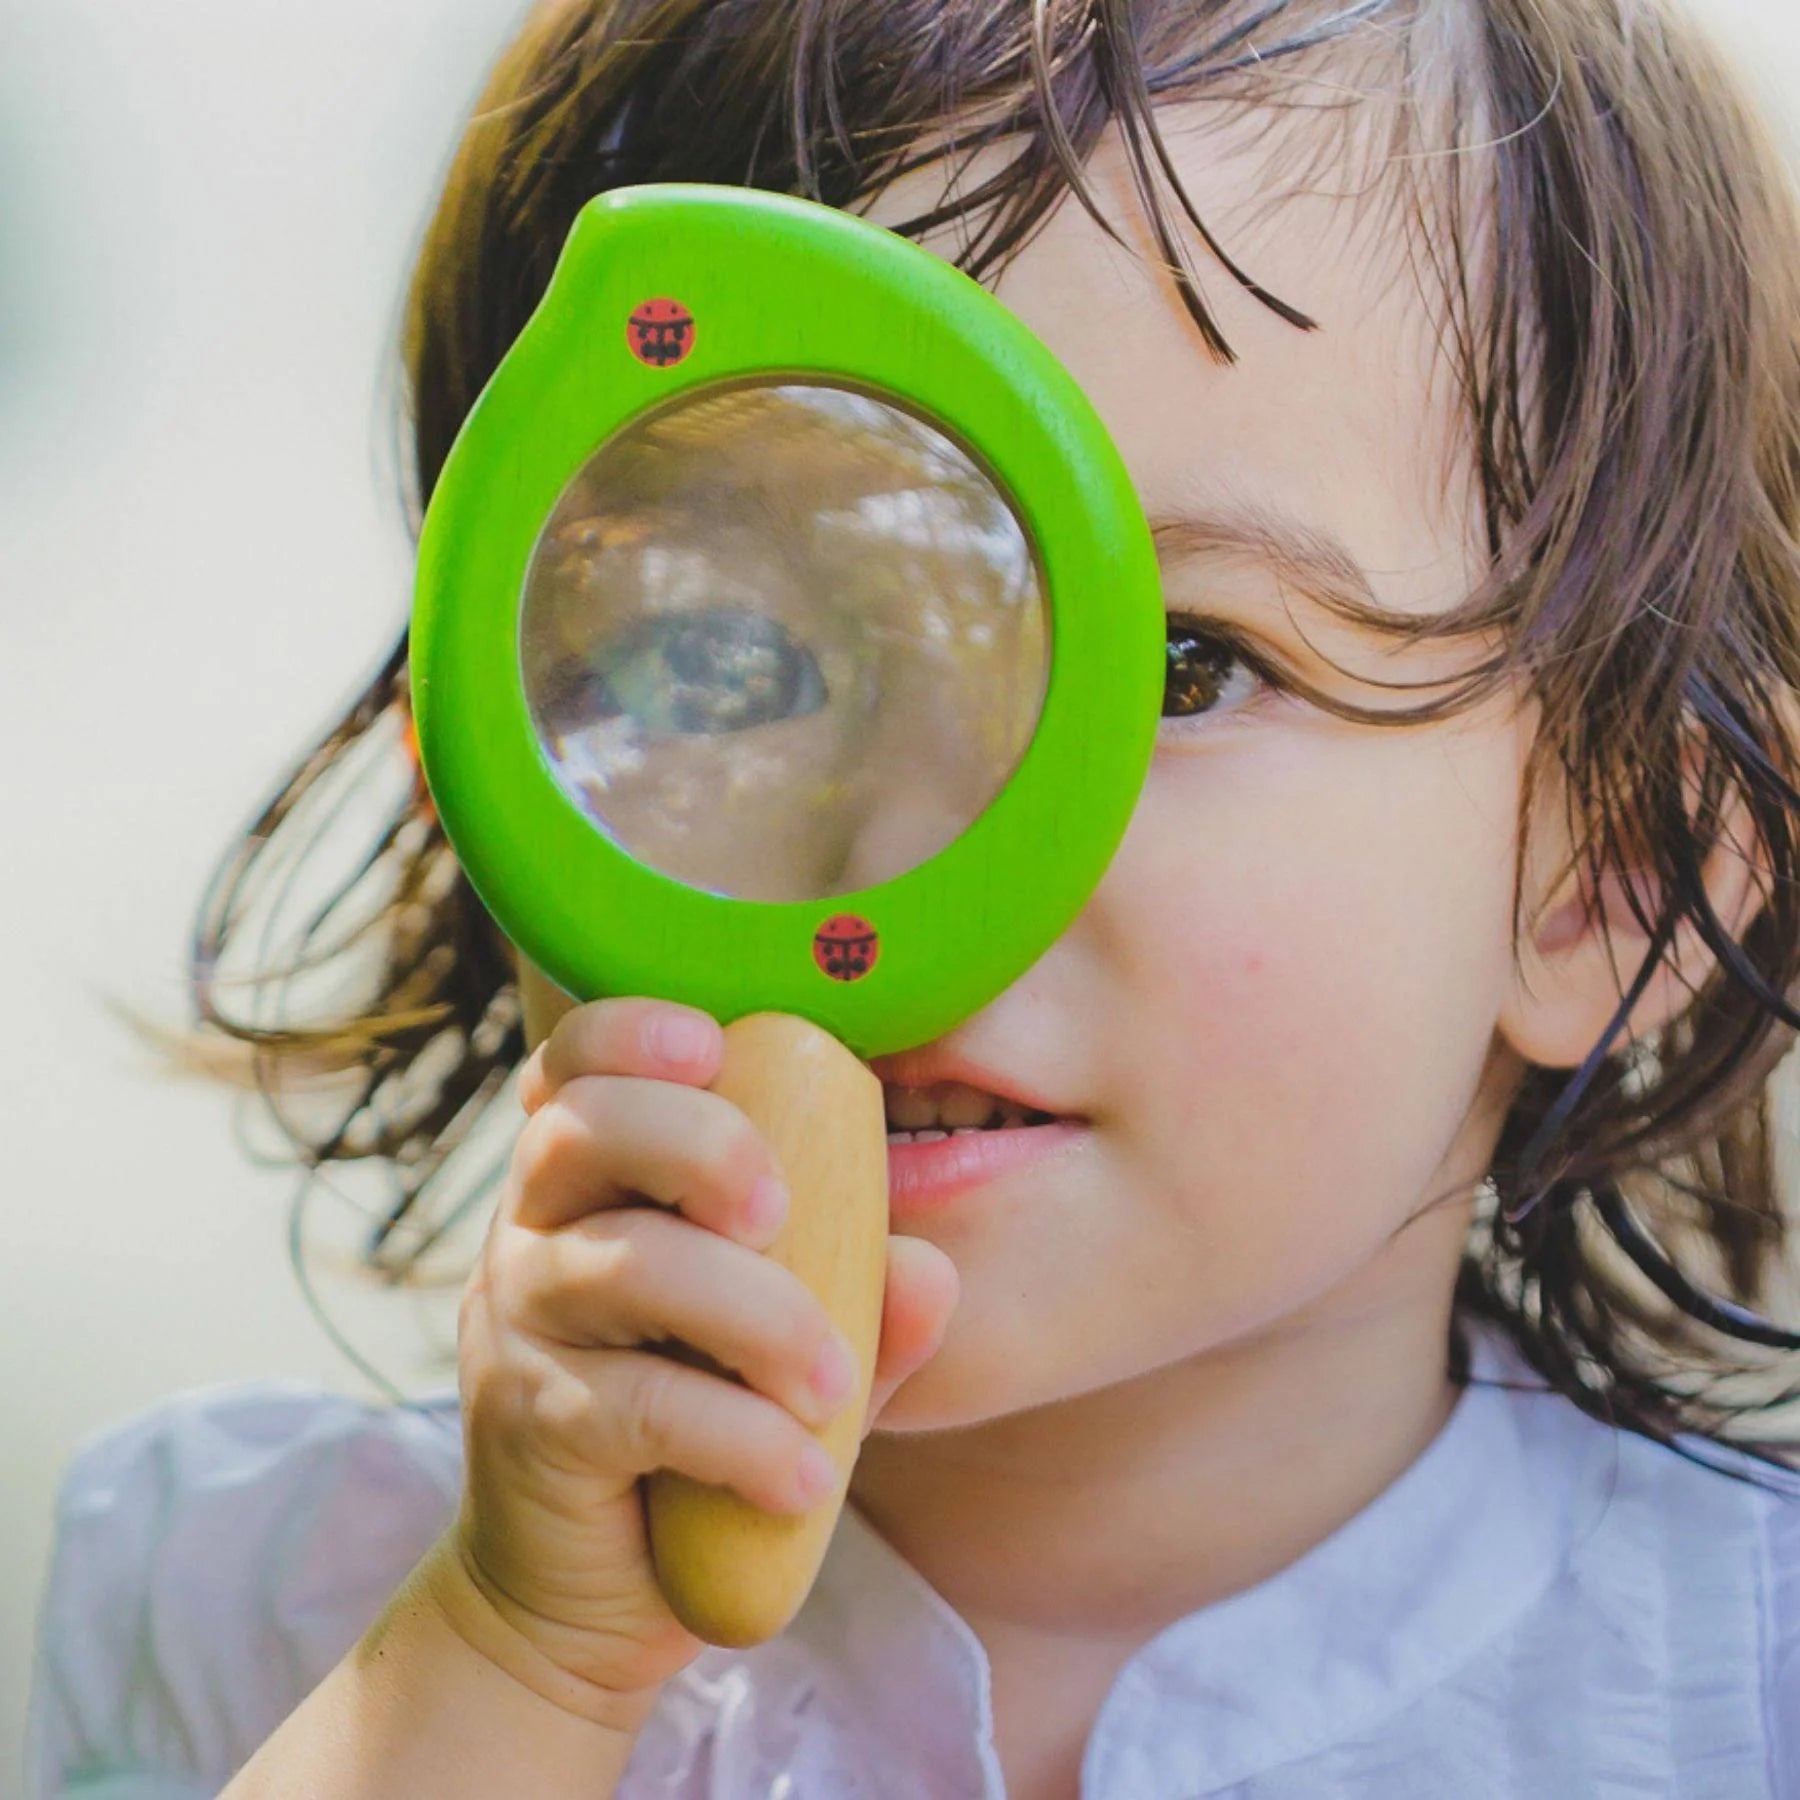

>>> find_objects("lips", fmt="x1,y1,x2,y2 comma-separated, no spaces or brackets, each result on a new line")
880,1112,1088,1217
865,1049,1073,1123
869,1052,1087,1214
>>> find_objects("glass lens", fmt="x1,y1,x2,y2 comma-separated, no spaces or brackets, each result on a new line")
519,382,1048,903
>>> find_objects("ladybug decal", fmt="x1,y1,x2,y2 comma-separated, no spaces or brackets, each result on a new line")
626,298,696,367
812,914,880,982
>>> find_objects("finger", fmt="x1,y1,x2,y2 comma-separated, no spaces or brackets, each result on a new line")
863,1235,960,1434
538,1345,841,1516
508,1076,785,1241
519,999,723,1114
501,1208,858,1433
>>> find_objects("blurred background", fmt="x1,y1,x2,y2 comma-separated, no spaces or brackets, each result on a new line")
5,0,1800,1785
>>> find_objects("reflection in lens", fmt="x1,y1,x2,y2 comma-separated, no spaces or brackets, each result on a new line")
576,609,829,737
519,382,1048,902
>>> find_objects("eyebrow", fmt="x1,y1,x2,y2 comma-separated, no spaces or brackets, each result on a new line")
1146,501,1381,619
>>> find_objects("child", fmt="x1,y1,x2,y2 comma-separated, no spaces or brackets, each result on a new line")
28,0,1800,1794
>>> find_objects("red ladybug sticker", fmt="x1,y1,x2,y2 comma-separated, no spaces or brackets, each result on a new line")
813,914,880,982
626,298,696,367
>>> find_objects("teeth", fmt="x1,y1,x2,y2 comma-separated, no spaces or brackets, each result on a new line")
884,1081,1053,1139
938,1084,998,1130
886,1086,940,1132
885,1082,1016,1131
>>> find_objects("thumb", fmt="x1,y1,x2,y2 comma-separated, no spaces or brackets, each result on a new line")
862,1235,959,1436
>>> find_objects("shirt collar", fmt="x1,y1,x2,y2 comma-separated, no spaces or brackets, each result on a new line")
787,1486,1006,1797
786,1322,1612,1798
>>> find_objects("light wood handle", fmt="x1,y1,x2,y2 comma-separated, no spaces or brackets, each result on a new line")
643,1011,888,1648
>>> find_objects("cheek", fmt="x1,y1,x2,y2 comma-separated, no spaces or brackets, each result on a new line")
878,724,1529,1429
1110,732,1521,1219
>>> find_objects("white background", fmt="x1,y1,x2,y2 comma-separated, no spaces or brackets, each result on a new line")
5,1,1800,1787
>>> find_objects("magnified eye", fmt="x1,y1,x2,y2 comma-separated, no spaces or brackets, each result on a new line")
1162,618,1267,721
582,607,830,736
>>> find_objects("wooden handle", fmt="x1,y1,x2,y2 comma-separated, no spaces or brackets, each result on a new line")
644,1012,888,1648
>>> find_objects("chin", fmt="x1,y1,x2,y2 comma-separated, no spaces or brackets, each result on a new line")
864,1324,1084,1437
864,1343,1019,1437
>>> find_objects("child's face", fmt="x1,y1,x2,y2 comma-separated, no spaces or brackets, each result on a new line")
511,111,1545,1433
853,115,1536,1430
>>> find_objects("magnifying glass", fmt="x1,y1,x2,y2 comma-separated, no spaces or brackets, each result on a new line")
410,184,1164,1647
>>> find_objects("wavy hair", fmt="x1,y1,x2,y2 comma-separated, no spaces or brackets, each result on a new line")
191,0,1800,1473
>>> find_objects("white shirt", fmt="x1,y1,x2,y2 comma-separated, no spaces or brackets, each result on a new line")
26,1322,1800,1797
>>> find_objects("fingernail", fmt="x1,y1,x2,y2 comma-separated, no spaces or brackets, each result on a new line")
808,1333,858,1409
746,1175,787,1239
797,1443,839,1504
647,1009,715,1066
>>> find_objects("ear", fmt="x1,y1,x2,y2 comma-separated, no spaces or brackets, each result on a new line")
1498,753,1771,1071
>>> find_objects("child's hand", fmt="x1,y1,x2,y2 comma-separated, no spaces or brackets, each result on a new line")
439,997,959,1713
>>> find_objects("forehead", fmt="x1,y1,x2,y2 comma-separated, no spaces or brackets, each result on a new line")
861,103,1485,618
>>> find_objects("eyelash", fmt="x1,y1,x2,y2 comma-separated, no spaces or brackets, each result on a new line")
1161,615,1283,731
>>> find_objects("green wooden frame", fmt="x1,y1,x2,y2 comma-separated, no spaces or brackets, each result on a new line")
411,183,1162,1055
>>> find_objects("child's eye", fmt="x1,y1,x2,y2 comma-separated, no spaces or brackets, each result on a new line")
1162,616,1273,726
575,608,830,737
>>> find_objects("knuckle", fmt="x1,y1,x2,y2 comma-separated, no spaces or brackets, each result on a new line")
572,1001,632,1070
529,1364,600,1455
568,1232,637,1316
566,1204,651,1275
687,1107,766,1194
459,1239,511,1341
619,1356,686,1467
771,1288,833,1376
477,1226,534,1313
520,1219,640,1341
556,998,614,1056
525,1368,601,1468
512,1097,592,1195
463,1359,529,1444
511,1113,562,1196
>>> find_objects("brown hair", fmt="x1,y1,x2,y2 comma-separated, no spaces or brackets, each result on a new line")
191,0,1800,1471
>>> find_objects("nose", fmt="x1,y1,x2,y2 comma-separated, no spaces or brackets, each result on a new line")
830,632,1040,893
834,770,979,892
832,665,1006,891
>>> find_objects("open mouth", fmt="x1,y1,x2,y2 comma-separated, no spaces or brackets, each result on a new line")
883,1080,1060,1143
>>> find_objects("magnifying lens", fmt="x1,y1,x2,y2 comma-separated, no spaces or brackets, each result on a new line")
411,184,1164,1647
